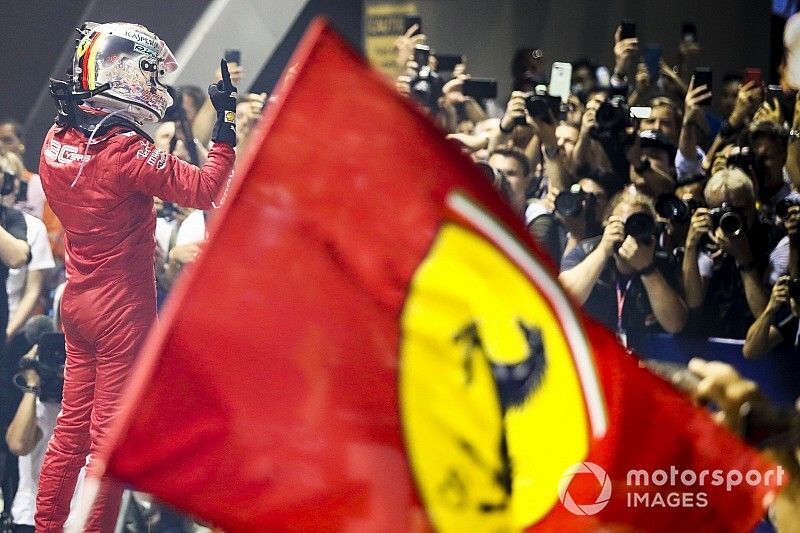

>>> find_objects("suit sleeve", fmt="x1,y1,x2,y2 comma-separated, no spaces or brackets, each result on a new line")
116,134,235,209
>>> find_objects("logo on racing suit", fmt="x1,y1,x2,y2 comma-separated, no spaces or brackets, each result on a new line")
45,140,92,164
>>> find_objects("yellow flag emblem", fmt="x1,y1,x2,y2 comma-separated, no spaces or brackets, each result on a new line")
399,194,607,531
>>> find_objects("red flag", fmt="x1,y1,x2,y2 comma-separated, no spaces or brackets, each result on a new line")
97,19,782,532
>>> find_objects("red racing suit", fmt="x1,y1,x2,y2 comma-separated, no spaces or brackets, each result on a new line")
35,123,235,532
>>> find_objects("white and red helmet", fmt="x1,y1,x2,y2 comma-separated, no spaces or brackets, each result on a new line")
73,22,178,123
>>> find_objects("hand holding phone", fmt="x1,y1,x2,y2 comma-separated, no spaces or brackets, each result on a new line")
462,78,497,100
404,15,422,36
619,19,636,40
692,67,713,104
224,49,241,65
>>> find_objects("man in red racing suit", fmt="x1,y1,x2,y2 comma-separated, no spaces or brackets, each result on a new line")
34,22,239,532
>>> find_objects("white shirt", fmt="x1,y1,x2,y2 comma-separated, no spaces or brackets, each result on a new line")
11,400,83,526
175,209,207,246
7,213,55,316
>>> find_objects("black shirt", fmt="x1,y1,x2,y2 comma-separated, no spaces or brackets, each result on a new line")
561,236,681,356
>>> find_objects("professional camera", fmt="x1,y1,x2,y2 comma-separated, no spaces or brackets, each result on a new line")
725,147,766,182
0,171,16,196
655,194,701,223
624,212,656,243
776,196,800,220
16,332,66,403
157,201,178,221
709,203,744,236
789,277,800,301
554,184,597,217
591,95,633,140
523,86,561,124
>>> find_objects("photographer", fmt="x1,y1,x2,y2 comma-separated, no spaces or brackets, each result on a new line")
628,129,677,198
743,276,800,359
559,191,688,354
0,154,31,347
682,168,779,338
5,342,73,533
745,121,799,222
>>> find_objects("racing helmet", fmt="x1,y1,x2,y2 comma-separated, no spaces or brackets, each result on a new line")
73,22,178,123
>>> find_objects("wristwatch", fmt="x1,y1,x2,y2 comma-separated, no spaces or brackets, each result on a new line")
635,262,658,277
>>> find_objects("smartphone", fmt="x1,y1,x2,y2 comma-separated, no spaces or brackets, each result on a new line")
16,180,27,203
693,67,712,102
223,49,241,65
619,19,636,40
404,14,422,36
549,62,572,103
436,54,464,73
462,78,498,100
413,44,430,69
767,84,797,119
643,44,662,81
681,22,697,43
743,68,763,87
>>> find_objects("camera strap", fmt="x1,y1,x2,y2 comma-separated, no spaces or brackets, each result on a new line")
615,277,634,343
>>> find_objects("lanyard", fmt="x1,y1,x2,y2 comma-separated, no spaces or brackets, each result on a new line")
616,278,633,333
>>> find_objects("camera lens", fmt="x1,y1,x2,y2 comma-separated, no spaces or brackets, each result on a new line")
555,191,583,217
655,194,692,222
525,96,549,120
624,212,656,242
718,211,743,235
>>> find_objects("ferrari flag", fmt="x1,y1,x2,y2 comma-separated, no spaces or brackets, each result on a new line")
97,18,782,532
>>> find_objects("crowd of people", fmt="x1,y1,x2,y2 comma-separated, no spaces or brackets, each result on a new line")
395,21,800,360
0,12,794,532
394,18,800,530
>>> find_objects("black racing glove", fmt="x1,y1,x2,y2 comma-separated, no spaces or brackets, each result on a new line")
208,59,238,147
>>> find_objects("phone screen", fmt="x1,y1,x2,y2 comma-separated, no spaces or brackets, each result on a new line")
436,54,463,73
643,44,662,81
681,22,697,43
224,49,241,65
693,68,712,102
743,68,763,87
404,15,422,36
413,45,430,69
620,19,636,40
462,78,498,100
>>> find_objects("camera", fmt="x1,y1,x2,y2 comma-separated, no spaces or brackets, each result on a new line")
157,201,178,221
725,147,765,181
554,184,597,217
709,203,744,236
776,196,800,220
789,277,800,301
521,85,561,124
0,171,16,196
17,332,66,403
624,212,656,243
591,95,633,140
655,194,701,223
